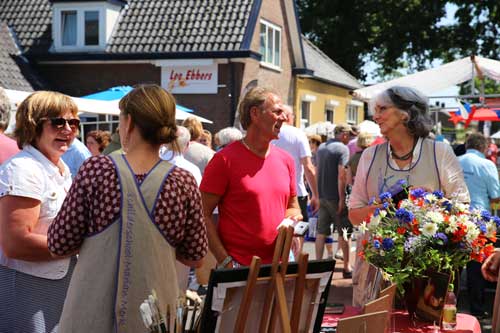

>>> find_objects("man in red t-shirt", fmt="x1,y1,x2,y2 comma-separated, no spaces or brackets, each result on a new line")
200,87,301,267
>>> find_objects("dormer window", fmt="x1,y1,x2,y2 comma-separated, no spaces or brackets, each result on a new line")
84,11,99,46
52,1,124,52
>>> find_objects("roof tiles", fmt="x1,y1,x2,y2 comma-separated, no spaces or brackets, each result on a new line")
302,36,363,90
0,22,45,90
0,0,255,54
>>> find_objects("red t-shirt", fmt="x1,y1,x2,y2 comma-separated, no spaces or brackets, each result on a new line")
200,141,296,265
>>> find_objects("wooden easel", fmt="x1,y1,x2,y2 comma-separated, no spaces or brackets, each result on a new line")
232,225,311,333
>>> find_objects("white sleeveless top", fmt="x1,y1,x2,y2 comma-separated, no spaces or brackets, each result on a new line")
0,145,72,279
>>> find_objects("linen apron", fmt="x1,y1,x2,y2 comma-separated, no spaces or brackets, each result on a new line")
352,139,441,307
58,155,179,333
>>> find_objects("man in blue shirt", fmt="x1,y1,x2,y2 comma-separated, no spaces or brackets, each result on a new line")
62,137,91,178
459,132,500,318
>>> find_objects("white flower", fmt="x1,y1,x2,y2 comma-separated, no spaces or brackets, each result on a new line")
359,222,368,234
455,203,468,213
424,193,437,203
486,222,497,238
445,219,459,233
425,211,444,224
379,210,387,218
465,223,480,242
399,199,412,209
421,222,438,237
342,228,349,241
370,214,381,227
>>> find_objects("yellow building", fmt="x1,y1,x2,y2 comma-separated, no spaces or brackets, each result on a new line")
295,37,364,130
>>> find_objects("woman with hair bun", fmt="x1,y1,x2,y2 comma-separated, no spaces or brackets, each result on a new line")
48,84,208,332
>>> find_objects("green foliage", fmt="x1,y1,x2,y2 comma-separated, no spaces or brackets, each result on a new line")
297,1,500,82
458,77,500,96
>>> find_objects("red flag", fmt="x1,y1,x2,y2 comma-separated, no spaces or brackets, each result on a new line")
464,105,477,128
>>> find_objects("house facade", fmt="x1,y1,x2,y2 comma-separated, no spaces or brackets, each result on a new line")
295,37,364,129
1,0,314,132
0,0,362,132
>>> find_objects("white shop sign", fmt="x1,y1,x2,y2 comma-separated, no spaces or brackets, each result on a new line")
161,64,218,94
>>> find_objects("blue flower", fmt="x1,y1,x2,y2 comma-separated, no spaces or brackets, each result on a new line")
374,208,380,216
382,238,394,250
368,197,376,205
383,202,389,209
410,188,426,198
477,222,487,233
404,237,417,252
434,232,448,245
480,210,492,222
432,190,444,199
373,240,381,249
493,216,500,228
441,200,452,212
397,179,408,187
395,208,414,223
379,192,392,201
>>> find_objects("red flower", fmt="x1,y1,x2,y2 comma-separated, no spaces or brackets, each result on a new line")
483,244,495,259
397,227,406,235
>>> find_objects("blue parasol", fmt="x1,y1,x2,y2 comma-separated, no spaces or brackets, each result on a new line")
82,86,193,113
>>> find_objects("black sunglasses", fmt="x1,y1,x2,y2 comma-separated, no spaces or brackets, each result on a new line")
48,117,80,130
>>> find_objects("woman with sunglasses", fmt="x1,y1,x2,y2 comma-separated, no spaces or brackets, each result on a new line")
47,84,207,333
0,91,79,333
348,86,469,307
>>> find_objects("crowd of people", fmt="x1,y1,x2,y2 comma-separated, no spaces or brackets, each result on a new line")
0,83,499,332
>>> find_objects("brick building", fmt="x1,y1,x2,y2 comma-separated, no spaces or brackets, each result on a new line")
0,0,319,132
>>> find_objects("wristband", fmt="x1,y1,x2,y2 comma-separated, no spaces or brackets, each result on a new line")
217,255,233,269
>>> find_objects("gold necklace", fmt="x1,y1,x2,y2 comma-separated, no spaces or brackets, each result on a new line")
241,138,268,156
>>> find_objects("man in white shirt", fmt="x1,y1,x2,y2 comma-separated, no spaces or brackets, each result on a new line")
272,105,319,227
159,126,202,186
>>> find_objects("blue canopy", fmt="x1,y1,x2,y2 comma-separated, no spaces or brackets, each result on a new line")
82,86,193,113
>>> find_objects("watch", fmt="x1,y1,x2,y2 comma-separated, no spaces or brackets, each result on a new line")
217,255,233,269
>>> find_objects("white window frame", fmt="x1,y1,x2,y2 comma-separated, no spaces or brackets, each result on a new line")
325,99,339,123
300,94,316,129
53,3,107,51
300,101,311,129
346,104,359,125
259,19,282,70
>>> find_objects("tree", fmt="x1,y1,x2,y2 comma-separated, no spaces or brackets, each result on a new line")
297,1,500,82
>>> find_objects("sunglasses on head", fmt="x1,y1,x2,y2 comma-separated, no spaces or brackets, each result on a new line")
48,117,80,130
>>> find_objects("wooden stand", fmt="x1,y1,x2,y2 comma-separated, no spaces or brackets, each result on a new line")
232,226,312,333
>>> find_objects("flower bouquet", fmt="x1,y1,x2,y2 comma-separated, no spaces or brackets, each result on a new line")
359,182,498,295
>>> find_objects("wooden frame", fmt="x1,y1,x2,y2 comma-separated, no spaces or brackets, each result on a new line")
337,310,389,333
362,294,392,314
199,259,335,333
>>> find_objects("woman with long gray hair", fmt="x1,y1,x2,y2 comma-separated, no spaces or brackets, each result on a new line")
348,86,469,306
